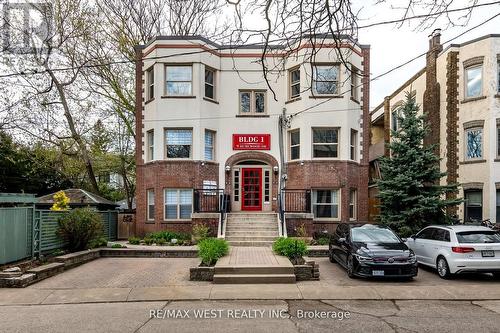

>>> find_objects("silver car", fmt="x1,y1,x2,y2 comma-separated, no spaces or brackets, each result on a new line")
405,225,500,279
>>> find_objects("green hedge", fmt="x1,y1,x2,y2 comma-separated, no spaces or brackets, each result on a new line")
273,237,308,259
197,238,229,266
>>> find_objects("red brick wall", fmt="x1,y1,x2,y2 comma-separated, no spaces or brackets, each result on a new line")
286,160,369,223
136,161,219,236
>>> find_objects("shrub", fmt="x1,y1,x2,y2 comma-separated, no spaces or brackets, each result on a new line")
144,237,154,245
57,208,104,252
192,223,210,242
397,225,414,238
89,236,108,249
317,237,330,245
51,190,70,211
273,237,308,262
148,231,191,243
197,238,229,266
111,243,124,248
296,223,308,238
156,238,166,246
128,237,141,245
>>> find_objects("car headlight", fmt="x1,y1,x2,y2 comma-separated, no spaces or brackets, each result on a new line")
408,250,417,263
354,252,373,262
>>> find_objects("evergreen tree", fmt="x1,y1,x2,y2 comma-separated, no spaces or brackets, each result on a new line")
377,94,461,236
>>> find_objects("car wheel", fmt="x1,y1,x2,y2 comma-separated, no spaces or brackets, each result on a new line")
346,255,356,279
436,256,452,279
329,250,336,263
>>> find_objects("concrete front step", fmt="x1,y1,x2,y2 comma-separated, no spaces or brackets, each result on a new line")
213,273,296,284
225,231,278,236
215,265,294,275
227,241,274,246
225,226,278,231
225,236,278,242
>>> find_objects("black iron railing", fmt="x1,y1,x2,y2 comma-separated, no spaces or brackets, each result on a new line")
193,189,229,236
281,189,311,213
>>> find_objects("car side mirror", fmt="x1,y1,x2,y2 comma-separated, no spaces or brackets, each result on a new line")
338,237,346,244
401,238,407,242
410,234,416,239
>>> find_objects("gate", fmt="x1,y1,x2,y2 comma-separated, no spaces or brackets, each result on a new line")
0,207,34,265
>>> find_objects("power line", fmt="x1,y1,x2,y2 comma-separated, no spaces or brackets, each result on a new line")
0,1,498,79
291,11,500,118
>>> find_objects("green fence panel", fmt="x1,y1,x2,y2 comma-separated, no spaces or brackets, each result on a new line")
0,207,33,265
100,211,118,241
39,210,66,252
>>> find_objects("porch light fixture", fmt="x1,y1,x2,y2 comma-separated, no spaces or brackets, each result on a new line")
225,165,231,172
273,166,279,174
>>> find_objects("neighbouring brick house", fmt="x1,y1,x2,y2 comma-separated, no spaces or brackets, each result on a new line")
370,31,500,223
135,35,371,237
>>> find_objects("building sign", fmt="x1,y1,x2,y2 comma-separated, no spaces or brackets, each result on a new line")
232,134,271,150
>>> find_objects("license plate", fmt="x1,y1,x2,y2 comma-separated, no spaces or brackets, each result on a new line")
481,250,495,257
372,270,385,276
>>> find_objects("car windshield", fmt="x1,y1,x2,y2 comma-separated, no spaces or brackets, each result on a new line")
456,231,500,244
351,227,400,243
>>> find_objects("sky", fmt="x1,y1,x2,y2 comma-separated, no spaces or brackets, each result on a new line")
355,0,500,107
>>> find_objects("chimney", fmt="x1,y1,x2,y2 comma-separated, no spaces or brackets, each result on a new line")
428,28,442,51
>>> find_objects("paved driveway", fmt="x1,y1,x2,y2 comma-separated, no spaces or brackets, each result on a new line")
30,258,208,289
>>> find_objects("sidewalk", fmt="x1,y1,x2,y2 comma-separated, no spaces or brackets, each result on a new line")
3,282,500,306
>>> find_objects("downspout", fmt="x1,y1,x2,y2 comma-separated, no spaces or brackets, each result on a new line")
278,107,289,236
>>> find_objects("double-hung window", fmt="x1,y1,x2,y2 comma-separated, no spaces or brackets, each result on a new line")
204,129,215,161
312,65,339,95
465,127,483,160
350,130,357,161
391,107,402,132
205,67,216,100
312,128,338,158
239,90,266,115
312,189,339,219
147,130,154,161
465,190,482,222
146,67,154,100
165,65,192,96
165,129,192,159
465,65,482,98
289,67,300,99
497,122,500,158
289,129,300,160
349,189,357,220
350,67,359,100
147,189,155,221
164,189,192,220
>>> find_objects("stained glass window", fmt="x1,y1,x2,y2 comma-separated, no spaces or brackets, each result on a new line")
466,128,482,159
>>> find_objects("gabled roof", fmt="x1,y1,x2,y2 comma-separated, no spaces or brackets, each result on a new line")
37,188,117,207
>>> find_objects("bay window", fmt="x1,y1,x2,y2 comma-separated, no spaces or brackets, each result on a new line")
165,129,192,159
147,130,154,161
289,67,300,99
164,189,192,220
165,65,192,96
312,189,339,219
349,189,357,220
312,65,339,95
312,128,339,158
350,130,357,161
146,67,154,100
465,190,482,222
350,67,359,101
205,67,216,100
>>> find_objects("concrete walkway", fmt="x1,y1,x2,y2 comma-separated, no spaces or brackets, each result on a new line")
216,247,291,266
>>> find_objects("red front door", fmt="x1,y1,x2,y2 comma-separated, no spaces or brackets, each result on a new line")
241,168,262,211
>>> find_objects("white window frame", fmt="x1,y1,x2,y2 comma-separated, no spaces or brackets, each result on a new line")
349,189,357,221
164,65,193,96
465,127,483,160
289,129,300,161
239,90,267,115
350,66,359,101
204,66,216,100
465,65,483,99
350,129,357,161
164,128,193,159
204,129,216,161
312,127,339,159
497,123,500,158
312,189,340,220
312,64,340,95
164,188,193,220
146,67,154,100
289,67,300,99
147,189,155,221
147,130,154,161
